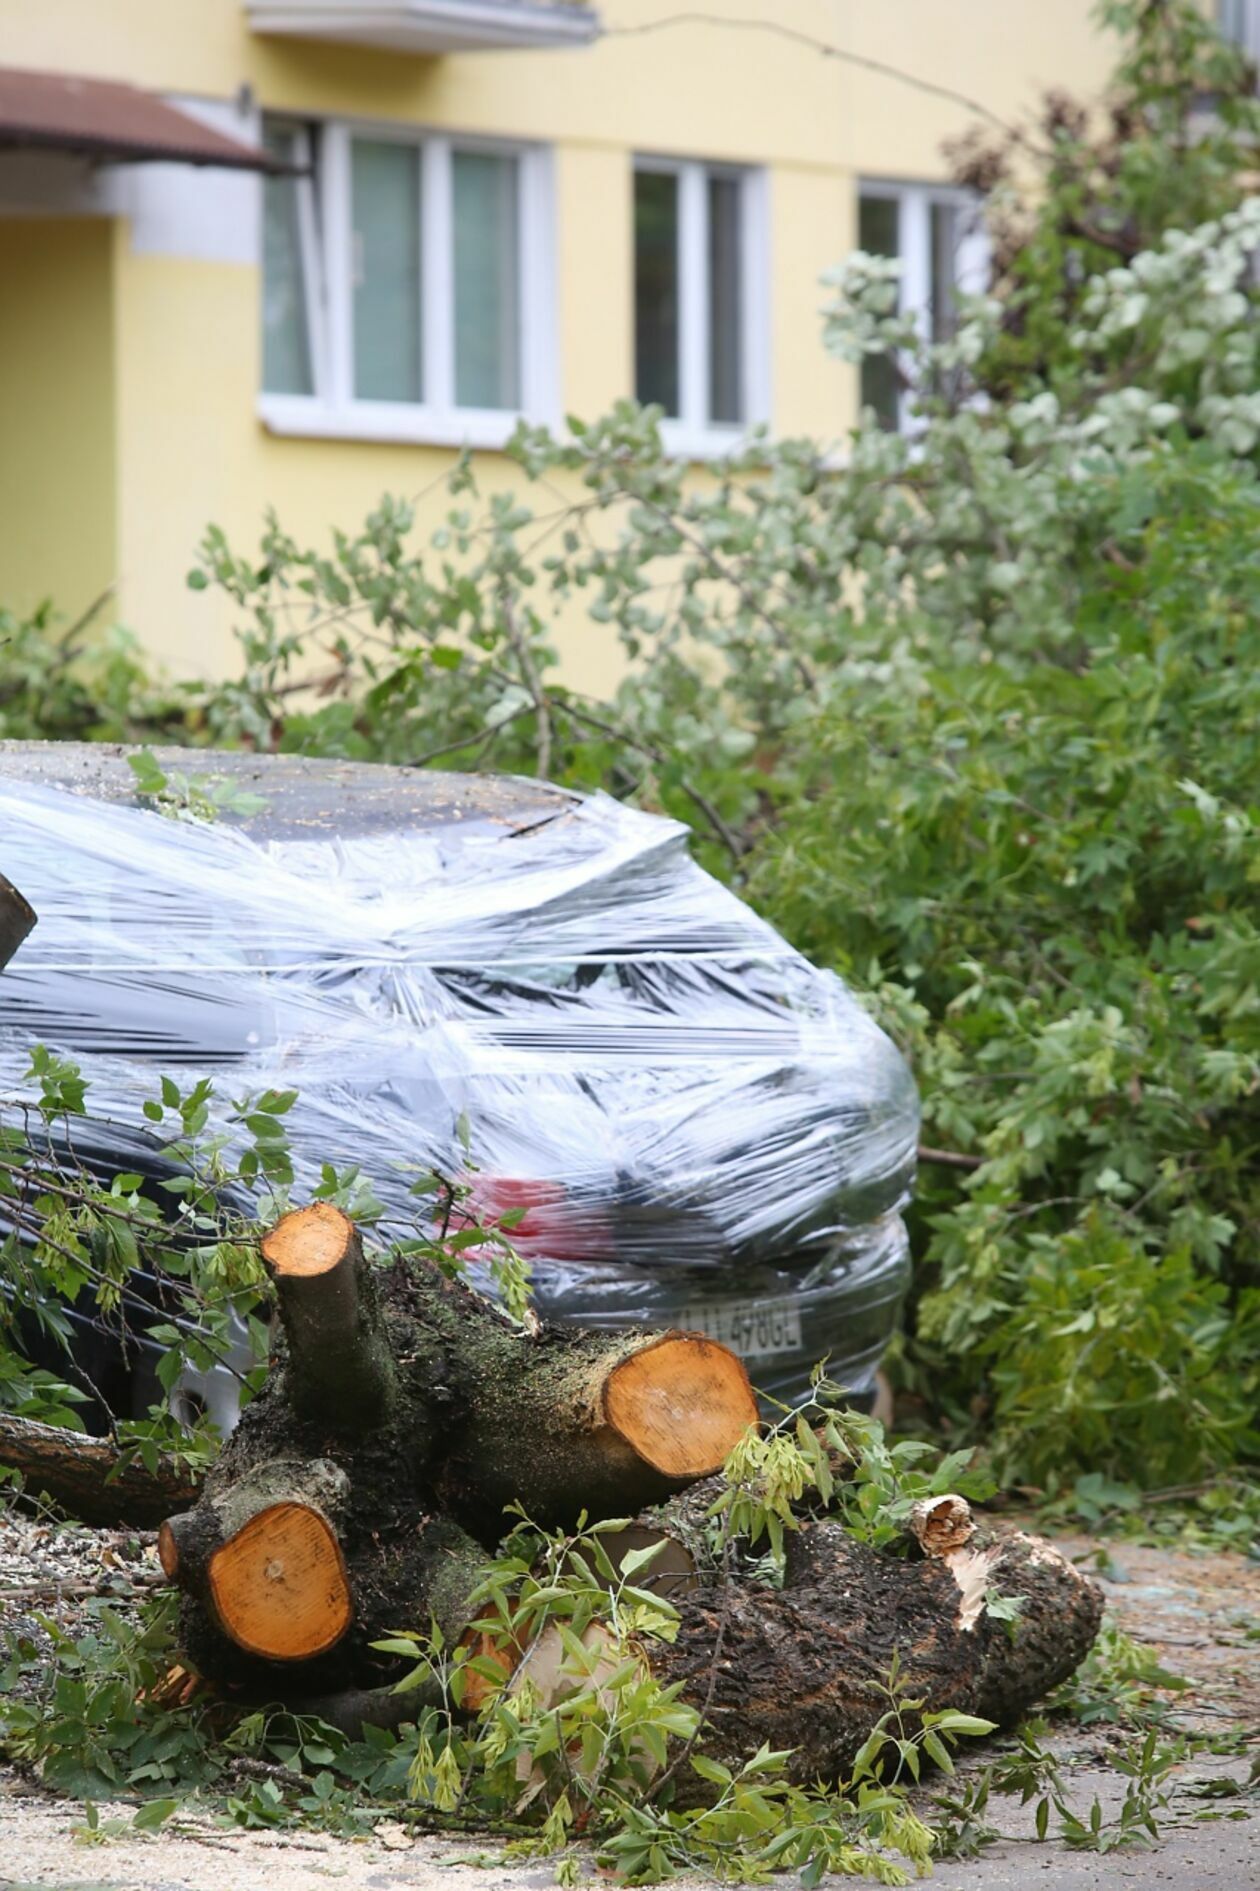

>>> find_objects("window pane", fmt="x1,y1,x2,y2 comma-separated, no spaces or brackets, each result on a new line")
930,201,961,342
453,151,520,411
262,125,314,396
635,169,679,416
858,192,899,259
708,173,743,424
352,139,421,403
858,193,900,431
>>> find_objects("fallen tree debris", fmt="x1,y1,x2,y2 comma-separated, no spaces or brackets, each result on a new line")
0,1203,1102,1779
147,1205,1101,1775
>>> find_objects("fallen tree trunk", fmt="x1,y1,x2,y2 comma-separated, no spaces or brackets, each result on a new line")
0,1411,199,1527
294,1497,1101,1786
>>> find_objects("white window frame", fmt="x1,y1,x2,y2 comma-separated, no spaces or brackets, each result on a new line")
633,155,771,460
259,116,558,449
858,178,988,434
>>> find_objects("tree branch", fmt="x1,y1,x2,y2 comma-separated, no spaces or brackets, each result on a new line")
917,1143,985,1172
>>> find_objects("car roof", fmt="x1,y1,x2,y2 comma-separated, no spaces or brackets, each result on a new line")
0,742,578,842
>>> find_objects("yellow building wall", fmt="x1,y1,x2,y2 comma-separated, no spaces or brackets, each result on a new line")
0,1,1117,171
0,217,117,624
0,0,1120,682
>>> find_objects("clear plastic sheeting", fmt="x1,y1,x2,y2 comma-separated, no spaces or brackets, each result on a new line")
0,753,919,1405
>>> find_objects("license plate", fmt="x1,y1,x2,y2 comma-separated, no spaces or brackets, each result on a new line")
675,1296,804,1361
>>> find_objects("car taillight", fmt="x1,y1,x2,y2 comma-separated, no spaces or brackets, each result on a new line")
457,1175,616,1261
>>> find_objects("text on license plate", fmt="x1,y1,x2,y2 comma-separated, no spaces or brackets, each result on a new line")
676,1297,804,1360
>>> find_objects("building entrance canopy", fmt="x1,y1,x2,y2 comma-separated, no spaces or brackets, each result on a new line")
0,67,282,170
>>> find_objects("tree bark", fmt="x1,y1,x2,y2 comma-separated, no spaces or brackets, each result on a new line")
296,1503,1101,1792
651,1517,1102,1794
0,870,35,975
0,1411,199,1528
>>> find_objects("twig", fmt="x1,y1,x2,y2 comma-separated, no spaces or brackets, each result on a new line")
499,589,553,781
227,1754,309,1788
0,1155,192,1232
404,720,512,771
265,663,352,701
917,1143,985,1171
2,1222,254,1386
55,584,118,661
551,696,747,862
0,1573,165,1601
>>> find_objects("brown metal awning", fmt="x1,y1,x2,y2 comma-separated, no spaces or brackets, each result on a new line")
0,67,284,171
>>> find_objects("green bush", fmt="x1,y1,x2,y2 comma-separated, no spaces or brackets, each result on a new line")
0,600,188,744
747,452,1260,1484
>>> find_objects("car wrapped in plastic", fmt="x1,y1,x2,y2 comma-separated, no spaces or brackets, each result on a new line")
0,743,918,1415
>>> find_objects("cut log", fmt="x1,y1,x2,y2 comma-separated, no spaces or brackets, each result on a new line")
158,1458,353,1662
604,1335,753,1477
651,1514,1102,1791
449,1327,759,1531
261,1204,395,1433
210,1502,351,1662
0,870,36,974
0,1411,199,1528
464,1495,1100,1792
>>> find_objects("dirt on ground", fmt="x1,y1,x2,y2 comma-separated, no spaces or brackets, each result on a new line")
0,1516,1256,1891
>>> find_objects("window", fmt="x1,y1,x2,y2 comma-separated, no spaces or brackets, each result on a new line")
1219,0,1260,55
857,181,987,432
260,118,554,446
634,157,768,452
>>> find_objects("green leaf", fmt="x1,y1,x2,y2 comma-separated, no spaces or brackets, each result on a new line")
617,1540,667,1579
132,1797,179,1831
688,1753,733,1786
929,1713,997,1738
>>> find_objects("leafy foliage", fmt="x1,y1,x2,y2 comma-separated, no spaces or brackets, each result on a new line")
751,448,1260,1486
0,1049,278,1456
0,600,191,745
0,1046,538,1451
